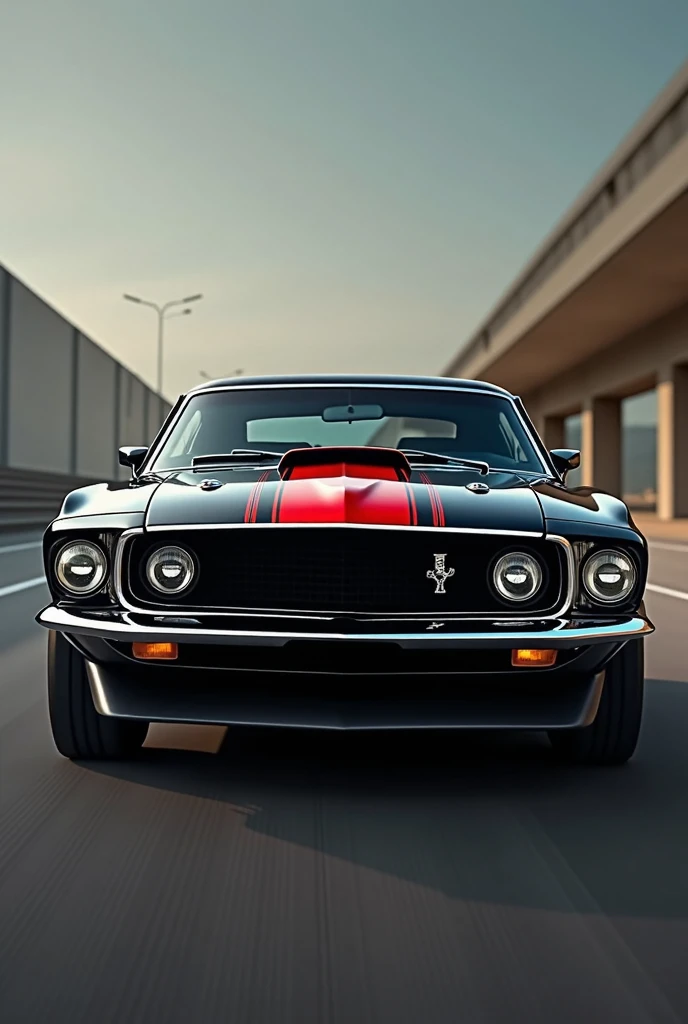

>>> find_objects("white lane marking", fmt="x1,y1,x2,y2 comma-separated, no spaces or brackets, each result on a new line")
648,541,688,553
646,583,688,602
0,540,42,555
0,576,46,599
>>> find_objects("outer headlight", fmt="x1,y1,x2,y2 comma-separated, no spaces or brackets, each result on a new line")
146,546,195,594
582,549,636,604
493,551,543,602
55,541,108,595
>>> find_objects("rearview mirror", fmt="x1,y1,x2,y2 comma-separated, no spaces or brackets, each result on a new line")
550,448,580,480
322,404,384,423
119,446,149,473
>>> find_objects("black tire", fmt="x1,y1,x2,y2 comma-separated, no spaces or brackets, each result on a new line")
548,640,644,766
48,631,149,760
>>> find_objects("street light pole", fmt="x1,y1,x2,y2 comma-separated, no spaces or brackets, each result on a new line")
123,292,203,395
156,308,164,398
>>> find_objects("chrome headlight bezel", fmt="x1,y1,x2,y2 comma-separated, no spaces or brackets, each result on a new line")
54,540,109,596
491,550,545,604
582,548,637,605
145,545,197,595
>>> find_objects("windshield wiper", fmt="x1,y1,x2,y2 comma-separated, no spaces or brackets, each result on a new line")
190,447,491,475
191,449,283,468
399,449,490,476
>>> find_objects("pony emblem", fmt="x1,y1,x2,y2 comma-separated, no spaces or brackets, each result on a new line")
426,554,455,595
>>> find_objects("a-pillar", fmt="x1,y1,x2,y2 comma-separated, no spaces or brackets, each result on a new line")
580,397,622,494
657,363,688,520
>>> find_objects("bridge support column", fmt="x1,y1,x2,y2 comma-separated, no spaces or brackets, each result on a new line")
581,397,621,494
657,363,688,520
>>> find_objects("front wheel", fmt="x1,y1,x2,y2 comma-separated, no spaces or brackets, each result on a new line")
48,631,149,760
548,640,644,766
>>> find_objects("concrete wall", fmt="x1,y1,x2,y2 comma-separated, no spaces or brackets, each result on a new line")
7,279,74,474
0,268,8,462
0,266,170,482
76,335,118,479
146,392,162,446
117,370,149,480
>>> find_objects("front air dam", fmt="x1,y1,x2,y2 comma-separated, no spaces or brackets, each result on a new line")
85,659,605,731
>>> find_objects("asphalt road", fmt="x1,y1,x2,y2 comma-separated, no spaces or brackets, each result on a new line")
1,531,688,1023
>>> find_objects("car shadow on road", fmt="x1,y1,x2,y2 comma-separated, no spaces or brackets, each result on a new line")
84,677,688,918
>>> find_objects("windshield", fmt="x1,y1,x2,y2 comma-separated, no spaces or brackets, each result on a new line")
149,387,546,474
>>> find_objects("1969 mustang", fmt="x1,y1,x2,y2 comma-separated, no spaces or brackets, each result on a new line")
37,374,654,765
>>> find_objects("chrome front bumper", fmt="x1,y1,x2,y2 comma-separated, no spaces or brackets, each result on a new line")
36,605,654,649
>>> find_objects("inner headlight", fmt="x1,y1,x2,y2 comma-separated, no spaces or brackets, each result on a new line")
493,551,543,602
146,546,195,594
582,549,636,604
55,541,108,595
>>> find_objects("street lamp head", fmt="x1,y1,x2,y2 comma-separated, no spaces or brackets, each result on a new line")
123,288,200,397
164,307,193,320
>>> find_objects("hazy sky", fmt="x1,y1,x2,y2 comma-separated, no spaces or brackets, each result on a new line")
1,1,687,402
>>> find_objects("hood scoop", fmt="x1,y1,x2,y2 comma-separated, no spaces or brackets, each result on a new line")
277,446,412,482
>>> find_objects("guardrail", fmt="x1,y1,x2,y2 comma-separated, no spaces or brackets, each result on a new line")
0,467,101,531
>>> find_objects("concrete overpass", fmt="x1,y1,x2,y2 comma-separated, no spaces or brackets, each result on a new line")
444,59,688,520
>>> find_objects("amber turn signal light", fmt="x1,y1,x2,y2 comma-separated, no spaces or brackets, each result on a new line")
511,648,557,668
132,642,178,660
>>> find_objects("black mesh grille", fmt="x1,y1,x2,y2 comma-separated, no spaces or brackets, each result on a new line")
124,528,567,616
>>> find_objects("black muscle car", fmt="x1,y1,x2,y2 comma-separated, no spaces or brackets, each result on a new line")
37,374,653,765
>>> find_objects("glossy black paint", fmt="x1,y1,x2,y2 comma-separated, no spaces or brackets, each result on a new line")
58,479,158,517
70,632,617,675
550,448,582,479
43,373,650,638
83,658,606,729
141,468,548,531
118,446,148,471
533,481,640,531
52,466,644,542
122,528,567,616
185,372,513,395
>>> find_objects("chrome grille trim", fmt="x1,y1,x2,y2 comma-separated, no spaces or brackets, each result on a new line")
113,527,574,622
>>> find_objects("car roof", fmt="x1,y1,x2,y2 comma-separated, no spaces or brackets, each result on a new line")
186,373,513,397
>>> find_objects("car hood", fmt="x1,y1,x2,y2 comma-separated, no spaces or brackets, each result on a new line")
144,469,546,533
532,480,637,530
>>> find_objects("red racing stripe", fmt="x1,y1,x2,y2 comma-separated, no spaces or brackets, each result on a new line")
271,478,286,522
270,477,413,525
404,482,418,526
433,485,446,527
420,472,439,527
244,471,271,523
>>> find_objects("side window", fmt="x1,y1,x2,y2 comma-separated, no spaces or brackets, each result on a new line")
498,412,528,463
169,409,202,457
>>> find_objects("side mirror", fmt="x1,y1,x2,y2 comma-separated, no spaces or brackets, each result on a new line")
550,448,581,480
119,446,149,474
